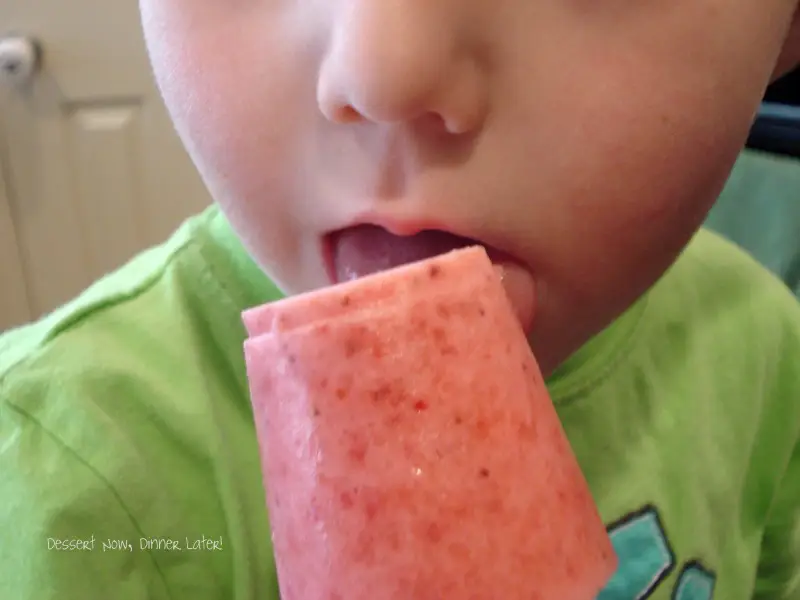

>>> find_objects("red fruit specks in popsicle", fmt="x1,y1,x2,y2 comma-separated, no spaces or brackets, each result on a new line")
347,433,368,465
414,400,428,412
370,341,385,359
344,337,359,357
486,497,503,514
478,468,490,478
340,294,351,307
475,418,491,440
349,445,367,465
426,522,443,543
344,324,374,357
448,541,471,563
436,303,450,319
335,387,348,400
565,558,578,579
521,359,541,384
428,264,442,278
432,326,458,356
340,491,354,509
371,384,392,404
364,498,381,521
364,502,380,521
410,314,427,334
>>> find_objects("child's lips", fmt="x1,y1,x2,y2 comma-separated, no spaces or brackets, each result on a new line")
327,224,536,333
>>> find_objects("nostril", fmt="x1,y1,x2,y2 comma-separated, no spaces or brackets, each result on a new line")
425,112,447,128
323,102,364,125
337,105,362,123
415,112,449,134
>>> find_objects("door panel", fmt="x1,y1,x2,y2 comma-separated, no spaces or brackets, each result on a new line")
0,140,31,332
1,0,211,326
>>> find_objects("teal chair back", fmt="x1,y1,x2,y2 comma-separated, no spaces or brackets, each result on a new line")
705,149,800,298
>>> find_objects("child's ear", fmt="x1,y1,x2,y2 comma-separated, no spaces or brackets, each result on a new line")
772,4,800,81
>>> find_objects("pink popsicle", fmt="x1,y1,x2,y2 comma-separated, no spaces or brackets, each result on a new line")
243,246,616,600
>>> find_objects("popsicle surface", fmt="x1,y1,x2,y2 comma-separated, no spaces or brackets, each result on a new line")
243,246,616,600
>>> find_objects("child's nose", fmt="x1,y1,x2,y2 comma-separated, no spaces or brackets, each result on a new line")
316,0,487,134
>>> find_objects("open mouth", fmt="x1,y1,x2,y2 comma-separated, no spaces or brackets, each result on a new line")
325,225,536,332
327,225,491,284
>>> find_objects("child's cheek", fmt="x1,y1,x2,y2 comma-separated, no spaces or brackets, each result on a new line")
139,0,329,292
142,2,318,217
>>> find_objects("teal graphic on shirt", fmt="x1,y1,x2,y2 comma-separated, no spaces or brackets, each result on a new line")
597,506,716,599
673,563,716,600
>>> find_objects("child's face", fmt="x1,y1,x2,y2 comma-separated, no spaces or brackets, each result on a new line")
140,0,797,372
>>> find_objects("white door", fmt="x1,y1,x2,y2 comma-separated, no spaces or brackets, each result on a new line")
0,150,31,329
0,0,211,332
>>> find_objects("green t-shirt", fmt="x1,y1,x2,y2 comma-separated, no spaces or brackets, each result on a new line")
1,205,799,599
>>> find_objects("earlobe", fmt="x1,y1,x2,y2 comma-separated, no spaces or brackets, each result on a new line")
771,3,800,81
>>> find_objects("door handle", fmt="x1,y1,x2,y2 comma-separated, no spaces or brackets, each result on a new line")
0,35,42,88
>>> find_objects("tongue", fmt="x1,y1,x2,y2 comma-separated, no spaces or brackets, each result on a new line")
332,225,476,282
331,225,536,332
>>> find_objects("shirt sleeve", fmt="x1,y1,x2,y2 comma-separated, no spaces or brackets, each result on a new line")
0,397,173,600
753,293,800,600
754,442,800,599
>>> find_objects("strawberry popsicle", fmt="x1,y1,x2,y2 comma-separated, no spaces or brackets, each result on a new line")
242,246,616,600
